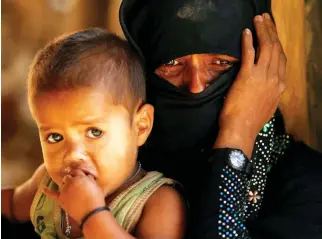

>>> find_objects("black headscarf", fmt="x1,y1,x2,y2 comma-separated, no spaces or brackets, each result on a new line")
120,0,277,182
120,0,272,69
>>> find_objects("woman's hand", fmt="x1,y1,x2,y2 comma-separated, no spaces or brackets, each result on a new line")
44,169,105,224
215,13,286,158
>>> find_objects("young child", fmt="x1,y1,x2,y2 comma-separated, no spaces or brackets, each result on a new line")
1,28,186,239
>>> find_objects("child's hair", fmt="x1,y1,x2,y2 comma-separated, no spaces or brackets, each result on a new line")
28,28,146,115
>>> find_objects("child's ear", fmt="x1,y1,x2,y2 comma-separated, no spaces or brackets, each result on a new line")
133,103,154,146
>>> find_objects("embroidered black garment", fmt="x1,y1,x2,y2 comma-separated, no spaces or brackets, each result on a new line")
120,0,322,238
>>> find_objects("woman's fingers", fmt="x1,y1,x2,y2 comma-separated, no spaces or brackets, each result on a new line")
278,52,287,92
263,13,286,92
263,13,279,40
254,15,273,68
241,28,255,70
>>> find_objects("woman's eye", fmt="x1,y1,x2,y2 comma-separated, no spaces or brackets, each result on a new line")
214,60,232,66
86,128,103,139
47,133,63,143
165,60,180,66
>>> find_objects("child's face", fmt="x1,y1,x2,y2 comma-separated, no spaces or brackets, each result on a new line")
31,87,153,196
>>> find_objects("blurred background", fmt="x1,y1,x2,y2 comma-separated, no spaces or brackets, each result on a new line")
2,0,322,188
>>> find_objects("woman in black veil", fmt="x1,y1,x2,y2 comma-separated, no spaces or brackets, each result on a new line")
120,0,322,238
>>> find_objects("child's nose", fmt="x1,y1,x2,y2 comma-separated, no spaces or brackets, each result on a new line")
64,143,88,165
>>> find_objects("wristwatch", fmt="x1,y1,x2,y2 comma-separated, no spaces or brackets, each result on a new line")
227,149,253,174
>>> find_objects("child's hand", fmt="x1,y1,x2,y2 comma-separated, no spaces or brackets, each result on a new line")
43,169,105,224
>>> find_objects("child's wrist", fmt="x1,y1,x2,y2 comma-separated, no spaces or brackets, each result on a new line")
80,206,110,230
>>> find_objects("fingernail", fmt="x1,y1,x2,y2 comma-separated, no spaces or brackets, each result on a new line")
244,28,251,35
64,167,71,174
263,13,271,20
256,15,263,22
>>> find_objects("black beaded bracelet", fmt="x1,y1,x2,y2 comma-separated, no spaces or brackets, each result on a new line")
80,206,110,230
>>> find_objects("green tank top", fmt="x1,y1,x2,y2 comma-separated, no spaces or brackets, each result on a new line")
30,171,174,239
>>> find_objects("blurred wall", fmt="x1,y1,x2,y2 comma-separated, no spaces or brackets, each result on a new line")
305,0,322,151
272,0,310,145
1,0,321,188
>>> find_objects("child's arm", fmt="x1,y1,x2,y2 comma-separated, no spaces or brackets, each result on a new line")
1,164,46,222
82,185,186,239
45,169,186,239
134,185,186,238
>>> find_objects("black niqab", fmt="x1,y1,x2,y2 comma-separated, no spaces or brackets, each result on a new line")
120,0,273,165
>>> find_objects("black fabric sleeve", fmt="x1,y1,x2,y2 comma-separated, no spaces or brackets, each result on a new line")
189,148,252,239
248,142,322,239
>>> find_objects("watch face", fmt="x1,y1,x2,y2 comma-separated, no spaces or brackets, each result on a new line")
229,150,245,169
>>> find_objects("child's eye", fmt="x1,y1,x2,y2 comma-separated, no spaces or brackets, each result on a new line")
213,59,233,66
86,128,103,139
47,133,63,143
165,59,180,66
